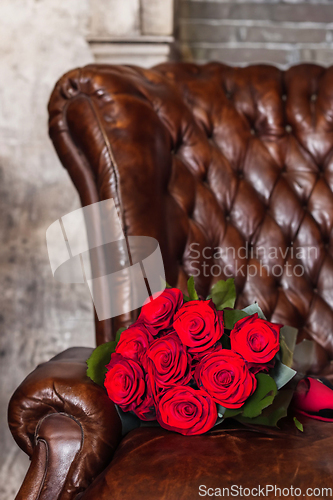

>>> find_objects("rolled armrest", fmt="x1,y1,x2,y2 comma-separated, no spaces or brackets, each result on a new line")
8,347,122,500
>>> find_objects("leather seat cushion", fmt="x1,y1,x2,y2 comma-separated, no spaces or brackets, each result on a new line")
80,417,333,499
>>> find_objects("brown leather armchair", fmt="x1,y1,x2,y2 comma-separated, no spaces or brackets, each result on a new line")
9,63,333,499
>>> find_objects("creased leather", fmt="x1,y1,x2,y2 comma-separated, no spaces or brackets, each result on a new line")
48,63,333,378
8,347,122,499
10,62,333,499
80,418,333,500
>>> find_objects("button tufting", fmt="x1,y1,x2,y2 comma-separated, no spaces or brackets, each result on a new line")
49,62,333,365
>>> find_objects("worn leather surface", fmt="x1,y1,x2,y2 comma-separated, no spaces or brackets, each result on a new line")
80,417,333,500
15,414,82,500
49,63,333,379
8,347,122,499
10,62,333,499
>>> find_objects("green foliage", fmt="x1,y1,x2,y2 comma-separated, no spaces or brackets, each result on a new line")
223,374,278,421
209,278,236,310
269,358,296,390
86,341,117,387
187,276,199,301
236,388,294,427
293,416,304,432
241,373,277,419
241,302,266,320
223,408,243,419
223,309,248,330
115,327,126,343
279,325,298,368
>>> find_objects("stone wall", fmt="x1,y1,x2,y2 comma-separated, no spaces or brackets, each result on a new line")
179,0,333,67
88,0,175,66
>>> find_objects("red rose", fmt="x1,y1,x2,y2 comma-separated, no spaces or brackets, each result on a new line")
195,351,257,409
191,341,223,362
104,354,145,411
157,385,217,435
139,288,183,332
133,379,156,421
173,300,223,354
115,324,153,363
230,313,281,366
147,332,192,396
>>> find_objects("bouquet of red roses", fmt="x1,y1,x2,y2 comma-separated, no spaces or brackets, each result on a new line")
87,278,298,435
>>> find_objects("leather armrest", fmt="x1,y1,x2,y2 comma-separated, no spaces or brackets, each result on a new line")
8,347,122,500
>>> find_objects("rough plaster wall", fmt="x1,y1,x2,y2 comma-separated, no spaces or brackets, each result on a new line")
179,0,333,67
0,1,94,498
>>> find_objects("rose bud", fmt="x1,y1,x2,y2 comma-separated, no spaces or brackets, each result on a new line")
173,300,223,354
104,353,146,411
195,350,257,409
138,288,183,332
230,313,281,368
157,385,217,436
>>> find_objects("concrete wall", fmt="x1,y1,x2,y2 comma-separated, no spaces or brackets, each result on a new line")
179,0,333,67
0,1,175,497
0,1,94,498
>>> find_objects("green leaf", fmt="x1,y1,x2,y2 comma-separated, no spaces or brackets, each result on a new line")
241,302,267,320
293,416,304,432
187,276,199,301
86,341,117,387
223,302,267,331
241,373,277,419
224,408,243,419
279,325,298,367
236,388,294,427
209,278,236,310
115,327,126,344
223,309,248,330
270,359,296,390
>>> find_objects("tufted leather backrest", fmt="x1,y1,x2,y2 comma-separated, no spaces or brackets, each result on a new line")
48,63,333,372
